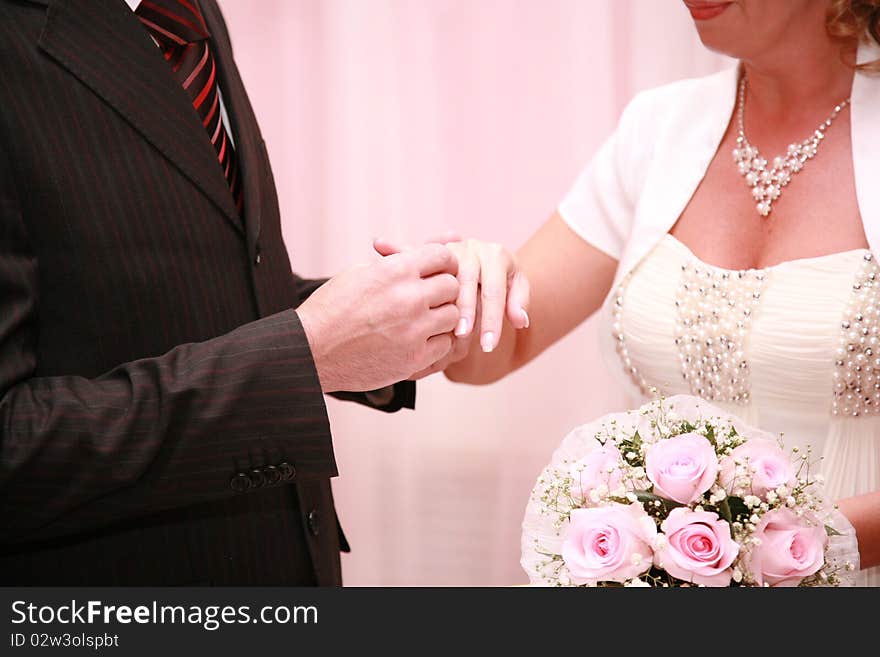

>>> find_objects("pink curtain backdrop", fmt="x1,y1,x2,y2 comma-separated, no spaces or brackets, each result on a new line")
217,0,731,585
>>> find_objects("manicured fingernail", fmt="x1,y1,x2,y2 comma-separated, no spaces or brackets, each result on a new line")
455,318,469,336
520,309,530,329
481,332,495,353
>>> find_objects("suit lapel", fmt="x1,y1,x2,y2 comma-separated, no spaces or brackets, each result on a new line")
38,0,244,235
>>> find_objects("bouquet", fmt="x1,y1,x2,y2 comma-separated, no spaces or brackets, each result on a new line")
521,395,860,587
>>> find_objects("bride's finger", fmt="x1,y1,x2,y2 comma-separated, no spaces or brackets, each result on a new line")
478,244,510,352
453,243,480,337
506,269,531,329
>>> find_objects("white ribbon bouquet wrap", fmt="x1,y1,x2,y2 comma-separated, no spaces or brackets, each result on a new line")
521,395,860,587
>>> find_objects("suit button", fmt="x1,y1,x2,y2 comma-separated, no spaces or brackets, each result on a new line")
263,464,281,485
278,462,296,481
254,246,262,265
307,510,320,536
249,468,266,488
230,472,251,492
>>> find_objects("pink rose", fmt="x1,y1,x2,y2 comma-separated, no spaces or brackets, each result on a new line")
745,507,827,587
570,445,623,501
655,507,739,586
645,433,718,504
561,503,657,585
719,439,796,499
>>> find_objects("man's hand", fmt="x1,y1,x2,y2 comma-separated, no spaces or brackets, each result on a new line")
373,237,529,371
296,244,460,393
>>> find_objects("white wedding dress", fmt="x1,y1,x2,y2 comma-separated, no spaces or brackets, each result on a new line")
605,233,879,585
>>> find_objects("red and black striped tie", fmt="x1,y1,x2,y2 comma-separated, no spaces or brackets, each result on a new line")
135,0,243,213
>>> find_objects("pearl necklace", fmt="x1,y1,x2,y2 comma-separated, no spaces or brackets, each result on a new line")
732,76,849,218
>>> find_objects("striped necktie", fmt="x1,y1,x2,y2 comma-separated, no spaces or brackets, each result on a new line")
135,0,243,214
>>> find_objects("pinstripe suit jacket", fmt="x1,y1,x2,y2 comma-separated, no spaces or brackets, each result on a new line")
0,0,414,585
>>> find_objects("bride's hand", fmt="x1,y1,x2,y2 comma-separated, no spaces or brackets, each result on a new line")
373,237,530,357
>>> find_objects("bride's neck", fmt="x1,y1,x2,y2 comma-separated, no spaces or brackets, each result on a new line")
740,23,857,126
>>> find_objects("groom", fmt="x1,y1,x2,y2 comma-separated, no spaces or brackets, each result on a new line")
0,0,460,585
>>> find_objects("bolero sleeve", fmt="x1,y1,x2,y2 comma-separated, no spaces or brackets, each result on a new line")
557,92,653,261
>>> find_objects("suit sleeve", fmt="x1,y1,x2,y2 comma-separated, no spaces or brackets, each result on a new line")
0,162,336,545
291,278,416,413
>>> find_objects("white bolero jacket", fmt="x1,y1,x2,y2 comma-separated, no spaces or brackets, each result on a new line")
558,40,880,284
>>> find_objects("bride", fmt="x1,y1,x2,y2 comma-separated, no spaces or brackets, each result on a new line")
380,0,880,584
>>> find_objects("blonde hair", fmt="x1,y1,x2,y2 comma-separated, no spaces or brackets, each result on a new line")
827,0,880,71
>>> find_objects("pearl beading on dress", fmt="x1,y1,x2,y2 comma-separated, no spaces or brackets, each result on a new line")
614,241,880,422
832,253,880,416
612,261,767,402
673,262,766,403
611,275,651,396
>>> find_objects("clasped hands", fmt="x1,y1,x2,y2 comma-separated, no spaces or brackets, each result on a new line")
296,235,530,393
